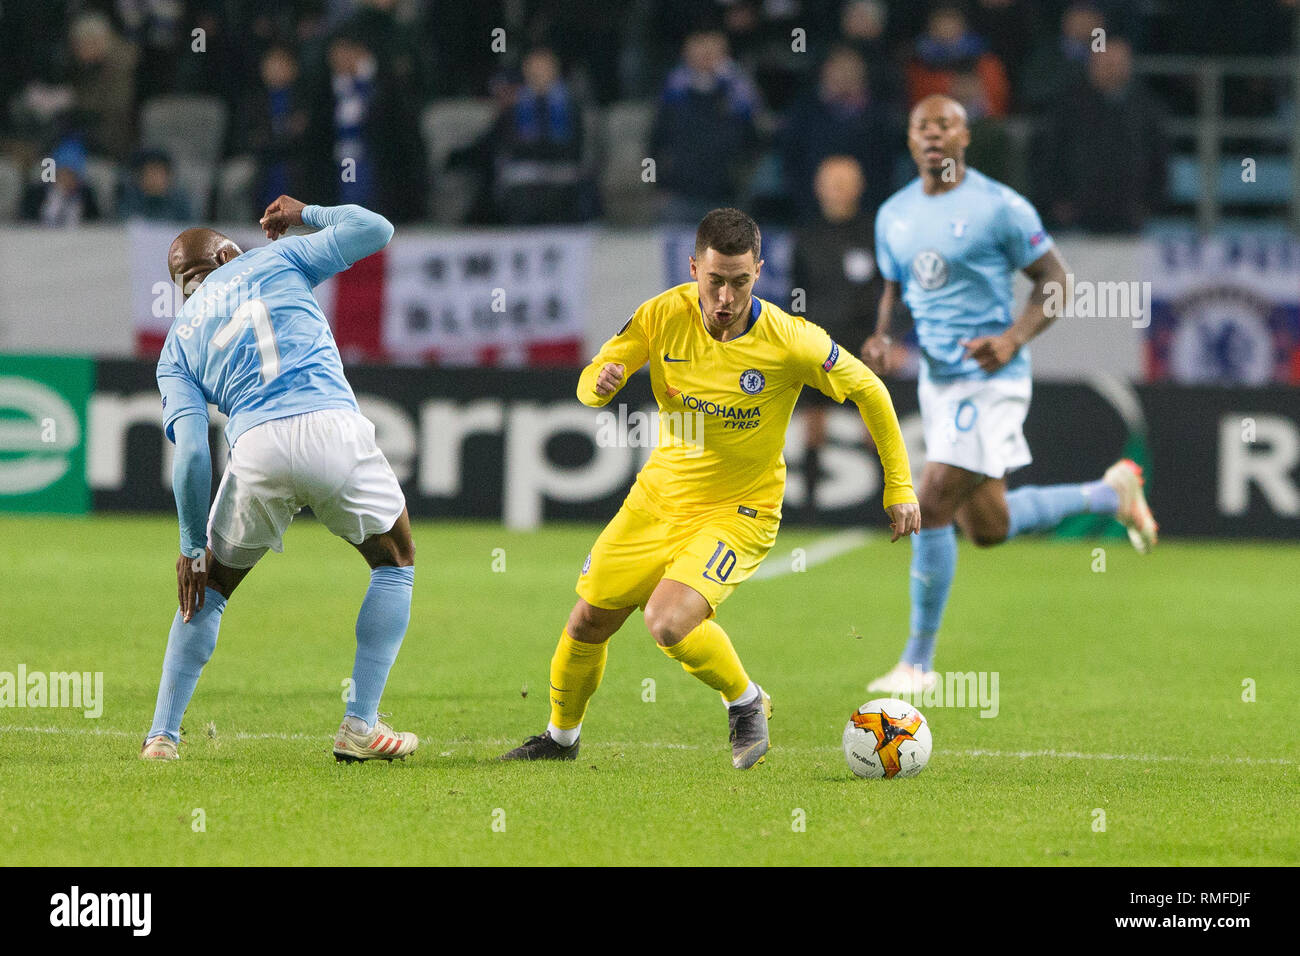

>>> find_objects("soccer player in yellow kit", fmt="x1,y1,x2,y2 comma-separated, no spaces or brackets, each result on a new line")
500,208,920,769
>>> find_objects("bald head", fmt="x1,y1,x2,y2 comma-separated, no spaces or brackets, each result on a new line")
168,227,242,299
908,94,970,187
815,155,865,222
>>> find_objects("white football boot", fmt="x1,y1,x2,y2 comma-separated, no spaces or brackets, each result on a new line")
1103,458,1158,554
867,662,939,696
333,715,418,763
140,734,179,760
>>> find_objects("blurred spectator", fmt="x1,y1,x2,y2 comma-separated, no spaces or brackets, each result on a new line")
0,1,72,144
237,42,311,210
781,47,895,222
302,27,428,223
118,148,192,221
175,7,304,152
789,155,882,519
451,48,596,224
524,0,628,105
116,0,189,108
340,0,429,101
424,0,510,97
648,30,760,222
1020,2,1106,114
968,0,1038,104
20,140,101,226
838,0,903,113
716,0,762,62
1033,39,1167,233
906,4,1010,118
491,47,595,223
709,0,834,113
67,11,139,160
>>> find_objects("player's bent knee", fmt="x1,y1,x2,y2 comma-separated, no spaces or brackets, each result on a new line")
643,600,697,647
968,519,1009,548
566,601,620,643
918,484,958,524
919,496,956,527
357,530,414,569
207,559,249,600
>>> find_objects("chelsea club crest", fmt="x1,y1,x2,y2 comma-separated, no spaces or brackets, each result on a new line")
739,369,765,394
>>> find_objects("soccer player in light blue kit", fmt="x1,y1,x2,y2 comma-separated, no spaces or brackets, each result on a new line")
861,96,1158,695
141,195,418,762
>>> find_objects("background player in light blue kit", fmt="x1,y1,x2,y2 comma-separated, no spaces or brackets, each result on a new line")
142,195,419,762
861,96,1159,695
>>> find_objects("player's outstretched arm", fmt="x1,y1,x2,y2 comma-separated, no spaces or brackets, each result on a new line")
259,195,395,275
170,412,213,621
806,335,919,539
848,369,920,540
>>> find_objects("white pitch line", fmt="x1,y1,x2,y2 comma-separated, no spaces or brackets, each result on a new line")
749,529,874,581
0,724,325,742
955,748,1295,767
2,725,1294,766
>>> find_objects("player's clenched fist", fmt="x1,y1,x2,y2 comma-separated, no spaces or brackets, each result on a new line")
961,333,1019,373
594,363,625,397
260,195,307,240
885,501,922,543
860,333,897,377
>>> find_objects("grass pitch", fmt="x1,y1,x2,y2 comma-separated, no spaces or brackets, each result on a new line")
1,514,1296,866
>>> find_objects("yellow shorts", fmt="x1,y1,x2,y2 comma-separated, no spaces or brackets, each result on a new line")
575,500,779,612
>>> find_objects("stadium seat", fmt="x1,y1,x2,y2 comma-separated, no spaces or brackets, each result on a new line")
83,155,120,219
0,157,21,221
214,155,257,224
139,95,229,168
420,98,497,224
172,159,215,220
1167,154,1291,207
600,100,656,224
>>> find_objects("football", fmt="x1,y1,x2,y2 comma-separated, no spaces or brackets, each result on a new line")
842,698,933,779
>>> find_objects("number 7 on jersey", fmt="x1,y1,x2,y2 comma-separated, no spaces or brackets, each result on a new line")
212,299,280,383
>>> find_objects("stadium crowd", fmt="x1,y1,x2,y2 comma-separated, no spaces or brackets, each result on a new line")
0,0,1295,231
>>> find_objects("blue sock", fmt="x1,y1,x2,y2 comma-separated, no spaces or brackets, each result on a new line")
147,587,227,742
1006,481,1118,538
347,565,415,727
901,526,957,671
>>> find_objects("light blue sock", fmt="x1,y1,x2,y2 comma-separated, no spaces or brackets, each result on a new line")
347,565,415,727
901,526,957,671
1006,481,1118,538
147,587,227,742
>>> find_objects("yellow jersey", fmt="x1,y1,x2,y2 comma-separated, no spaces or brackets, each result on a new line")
578,282,915,522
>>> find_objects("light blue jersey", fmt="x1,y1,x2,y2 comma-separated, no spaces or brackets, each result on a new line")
157,204,393,447
875,168,1052,382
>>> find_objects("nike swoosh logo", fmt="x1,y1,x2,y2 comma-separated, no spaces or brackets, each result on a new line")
663,354,689,362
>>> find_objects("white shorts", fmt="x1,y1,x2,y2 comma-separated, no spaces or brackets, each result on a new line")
918,375,1032,479
207,409,406,569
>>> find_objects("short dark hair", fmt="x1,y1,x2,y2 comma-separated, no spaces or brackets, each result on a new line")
694,208,761,261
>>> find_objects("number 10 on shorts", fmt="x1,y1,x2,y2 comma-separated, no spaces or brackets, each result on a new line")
703,541,736,583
